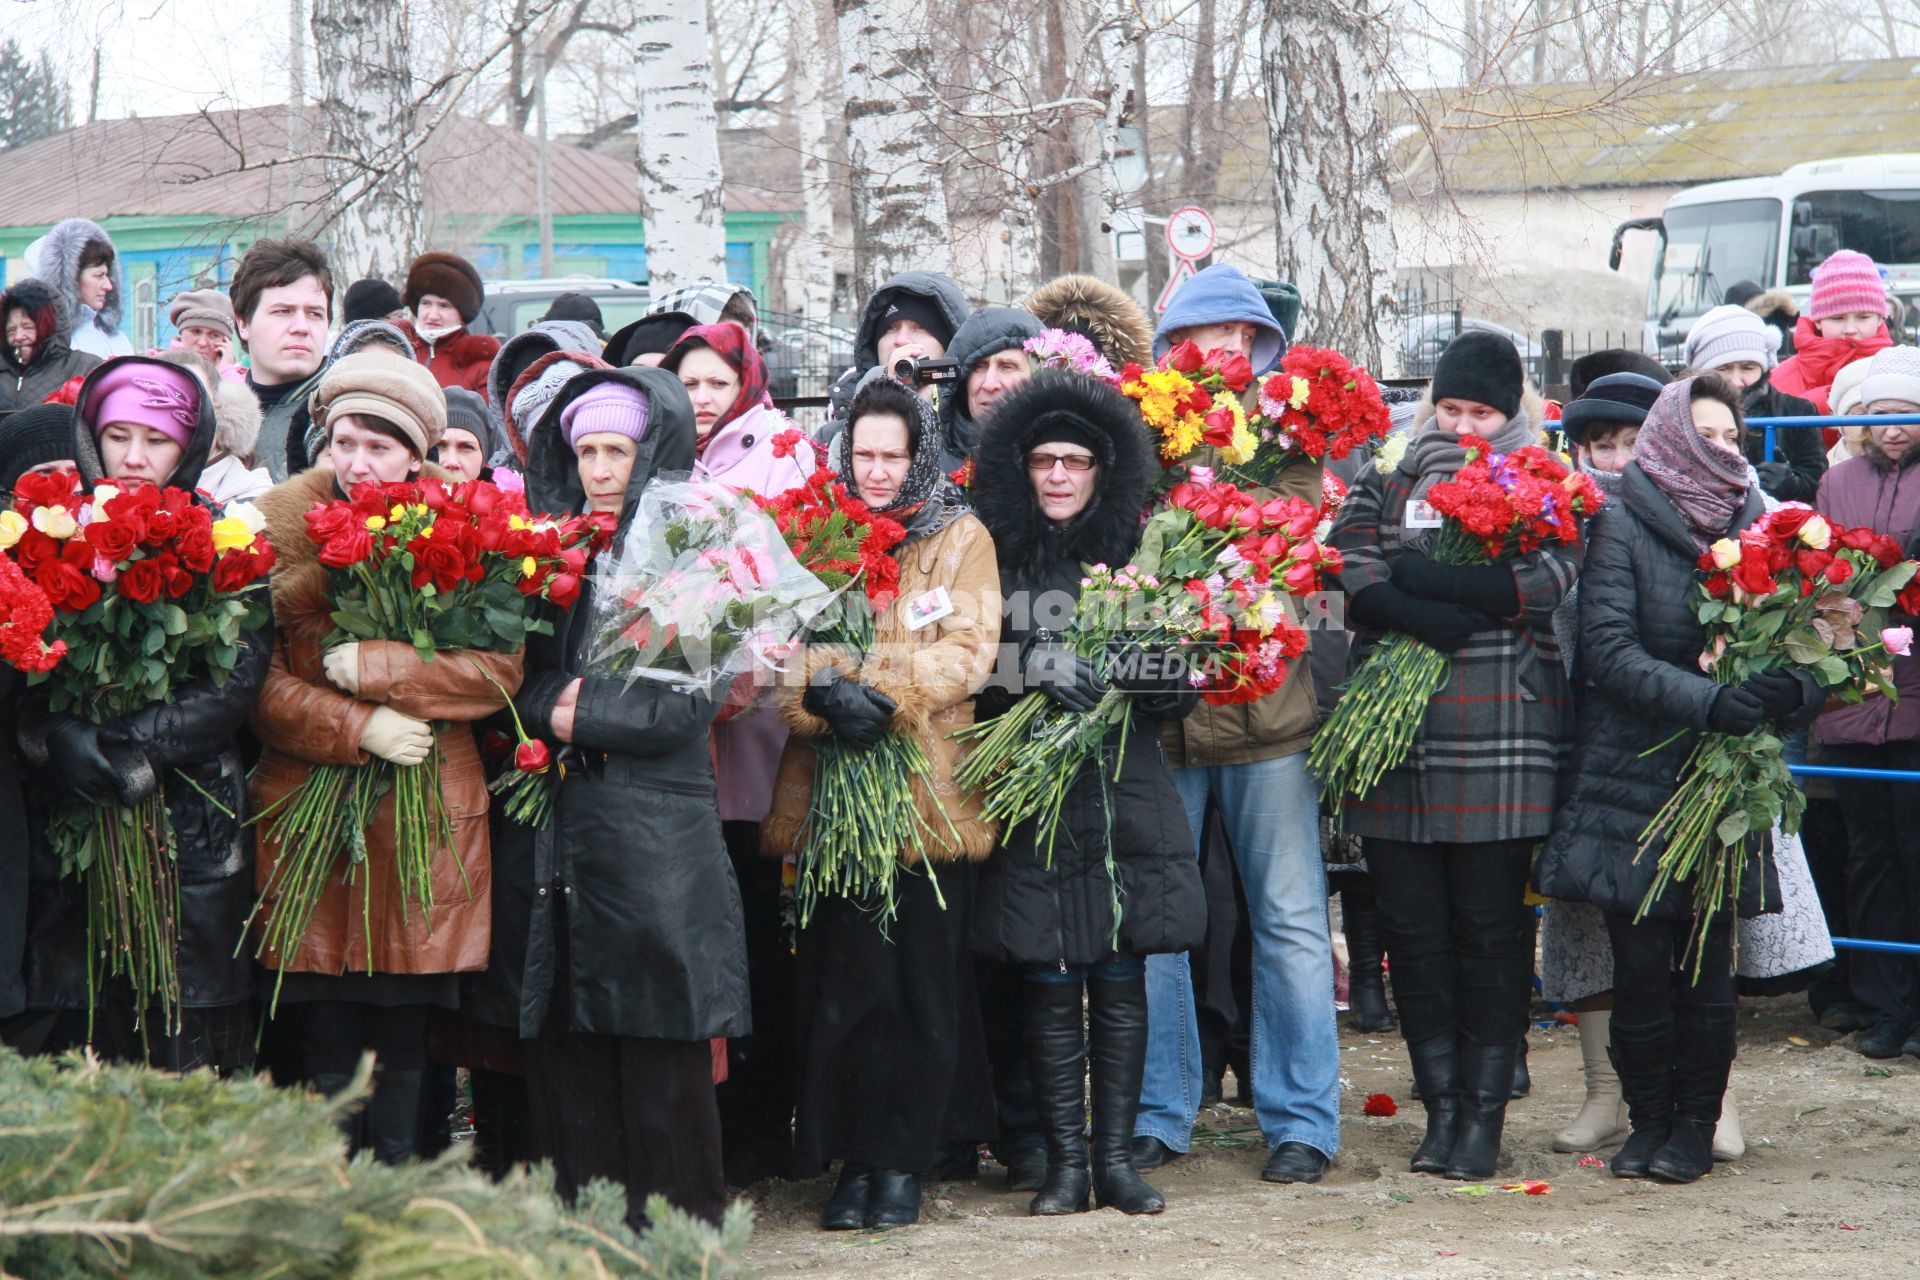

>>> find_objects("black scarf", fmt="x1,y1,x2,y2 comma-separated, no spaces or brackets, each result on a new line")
833,387,968,547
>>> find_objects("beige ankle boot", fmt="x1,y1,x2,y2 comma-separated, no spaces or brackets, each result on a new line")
1552,1010,1629,1152
1712,1093,1745,1161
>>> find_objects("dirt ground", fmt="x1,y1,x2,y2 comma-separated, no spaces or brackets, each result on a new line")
740,997,1920,1279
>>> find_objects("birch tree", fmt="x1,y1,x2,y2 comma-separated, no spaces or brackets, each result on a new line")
1262,0,1397,369
311,0,421,280
633,0,730,291
788,0,839,328
840,0,953,292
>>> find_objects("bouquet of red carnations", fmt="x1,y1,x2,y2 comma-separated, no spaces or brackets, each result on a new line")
954,478,1338,867
1120,341,1261,485
1639,505,1919,950
7,471,275,1026
1310,435,1605,808
1232,346,1394,487
250,477,598,981
754,453,947,927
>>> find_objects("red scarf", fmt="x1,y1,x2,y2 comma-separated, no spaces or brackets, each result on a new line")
1773,314,1892,412
664,322,772,455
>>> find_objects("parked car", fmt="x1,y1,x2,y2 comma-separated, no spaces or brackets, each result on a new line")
1400,313,1542,381
470,277,650,340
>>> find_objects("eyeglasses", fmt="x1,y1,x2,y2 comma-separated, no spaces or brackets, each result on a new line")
1025,451,1096,472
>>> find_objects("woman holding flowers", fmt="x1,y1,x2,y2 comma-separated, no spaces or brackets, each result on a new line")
763,376,1001,1231
1536,375,1823,1183
468,365,749,1230
250,352,521,1163
1328,331,1580,1181
662,321,819,1185
16,356,271,1072
969,372,1205,1217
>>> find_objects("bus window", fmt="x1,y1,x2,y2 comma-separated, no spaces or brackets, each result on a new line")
1656,198,1780,328
1788,189,1920,285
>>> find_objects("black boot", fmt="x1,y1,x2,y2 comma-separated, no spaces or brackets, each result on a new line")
1444,1038,1516,1180
1404,1034,1461,1174
864,1170,921,1228
1343,898,1396,1033
1023,980,1091,1215
820,1163,871,1230
365,1068,426,1166
1649,1004,1735,1185
1607,1012,1675,1179
307,1071,364,1154
1510,1032,1531,1099
1087,976,1165,1215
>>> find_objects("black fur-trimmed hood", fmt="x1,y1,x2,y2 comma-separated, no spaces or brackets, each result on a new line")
970,371,1156,578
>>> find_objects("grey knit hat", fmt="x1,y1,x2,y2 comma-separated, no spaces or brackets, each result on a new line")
1684,304,1779,372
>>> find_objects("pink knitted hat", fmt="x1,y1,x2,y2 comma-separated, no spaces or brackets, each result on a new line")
1808,250,1889,321
89,362,200,447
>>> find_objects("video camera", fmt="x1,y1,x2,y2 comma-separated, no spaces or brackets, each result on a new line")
890,355,960,388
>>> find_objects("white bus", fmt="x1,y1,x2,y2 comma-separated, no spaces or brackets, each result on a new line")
1611,153,1920,356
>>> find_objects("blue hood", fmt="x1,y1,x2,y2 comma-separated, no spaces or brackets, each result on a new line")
1152,263,1288,374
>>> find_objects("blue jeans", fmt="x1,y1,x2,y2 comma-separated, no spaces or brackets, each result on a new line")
1136,752,1341,1157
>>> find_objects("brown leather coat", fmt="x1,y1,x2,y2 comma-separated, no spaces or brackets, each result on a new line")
249,465,522,975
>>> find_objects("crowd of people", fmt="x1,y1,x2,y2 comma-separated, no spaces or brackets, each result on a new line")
0,215,1913,1240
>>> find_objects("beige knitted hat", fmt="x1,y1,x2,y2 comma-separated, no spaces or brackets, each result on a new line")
309,350,447,457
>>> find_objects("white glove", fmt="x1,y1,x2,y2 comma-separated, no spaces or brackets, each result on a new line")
359,706,433,766
323,643,362,696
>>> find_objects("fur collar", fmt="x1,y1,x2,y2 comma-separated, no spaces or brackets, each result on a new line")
970,372,1156,579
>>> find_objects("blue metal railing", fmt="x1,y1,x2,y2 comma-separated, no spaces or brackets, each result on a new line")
1747,412,1920,460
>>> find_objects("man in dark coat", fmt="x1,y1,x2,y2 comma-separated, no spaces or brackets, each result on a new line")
824,271,971,423
941,306,1041,473
232,236,334,482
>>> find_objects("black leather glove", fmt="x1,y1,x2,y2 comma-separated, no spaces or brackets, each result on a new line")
1740,667,1805,720
46,717,126,806
1348,583,1489,654
1707,685,1766,736
1390,553,1520,617
1024,643,1107,713
1755,460,1795,497
1105,642,1193,694
802,668,898,748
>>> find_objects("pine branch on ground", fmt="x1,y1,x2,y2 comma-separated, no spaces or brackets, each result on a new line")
0,1048,755,1279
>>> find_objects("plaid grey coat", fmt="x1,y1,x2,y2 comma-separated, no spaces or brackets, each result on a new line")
1329,459,1582,845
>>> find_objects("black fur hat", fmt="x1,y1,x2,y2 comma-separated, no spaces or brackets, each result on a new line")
970,371,1157,573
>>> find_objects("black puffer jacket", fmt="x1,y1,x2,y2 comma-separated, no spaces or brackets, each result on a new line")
969,373,1205,967
468,364,750,1042
0,278,101,413
1741,377,1826,503
18,355,271,1011
1533,463,1819,920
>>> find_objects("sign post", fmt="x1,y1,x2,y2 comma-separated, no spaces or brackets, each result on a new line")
1157,205,1217,313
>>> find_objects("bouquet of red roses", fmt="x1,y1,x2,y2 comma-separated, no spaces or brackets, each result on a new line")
1639,505,1919,953
7,471,275,1026
250,477,599,982
955,479,1339,871
1120,341,1261,487
1232,346,1394,487
753,454,946,926
1310,435,1605,808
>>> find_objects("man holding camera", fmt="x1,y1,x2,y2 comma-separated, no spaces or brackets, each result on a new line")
824,271,971,425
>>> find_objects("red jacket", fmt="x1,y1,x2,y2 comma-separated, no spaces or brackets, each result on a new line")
397,318,500,399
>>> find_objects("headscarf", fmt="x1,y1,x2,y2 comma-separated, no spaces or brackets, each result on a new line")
1631,377,1752,547
832,385,968,547
662,322,771,449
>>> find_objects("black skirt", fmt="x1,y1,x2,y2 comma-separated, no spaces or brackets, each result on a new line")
792,861,995,1175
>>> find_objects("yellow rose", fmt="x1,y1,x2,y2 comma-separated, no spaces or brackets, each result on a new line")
0,510,25,550
31,506,76,540
1797,512,1832,550
210,516,257,554
521,555,538,579
365,515,387,532
1708,538,1741,570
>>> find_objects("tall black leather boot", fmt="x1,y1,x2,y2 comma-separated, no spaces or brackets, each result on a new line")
1649,1004,1735,1184
1608,1012,1676,1179
1404,1033,1461,1174
1023,979,1091,1215
1444,1038,1517,1180
1343,895,1396,1033
1087,975,1165,1214
365,1068,426,1166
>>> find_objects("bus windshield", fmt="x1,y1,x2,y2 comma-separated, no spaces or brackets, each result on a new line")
1787,189,1920,284
1656,198,1781,327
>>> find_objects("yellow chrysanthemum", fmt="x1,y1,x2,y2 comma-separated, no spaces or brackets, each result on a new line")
1160,415,1205,459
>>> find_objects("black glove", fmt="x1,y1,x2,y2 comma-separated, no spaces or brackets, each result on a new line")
1740,667,1805,720
1024,643,1107,713
1390,553,1520,617
1105,641,1193,694
1348,583,1489,654
46,717,125,806
1707,685,1767,736
802,669,898,748
1755,460,1795,496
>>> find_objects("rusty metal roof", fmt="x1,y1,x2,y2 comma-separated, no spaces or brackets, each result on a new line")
1392,56,1920,194
0,106,791,227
